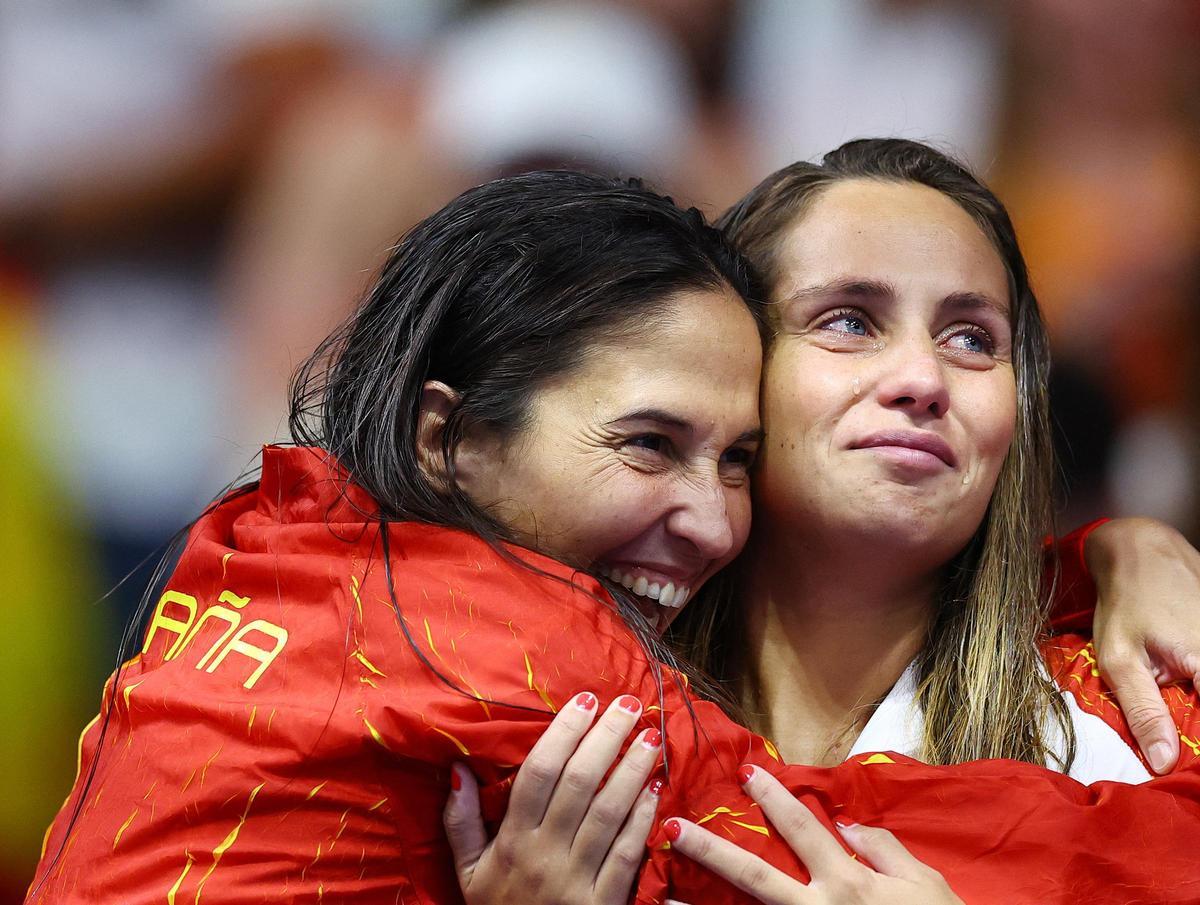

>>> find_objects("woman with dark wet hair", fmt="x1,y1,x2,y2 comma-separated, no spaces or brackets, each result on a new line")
28,170,769,903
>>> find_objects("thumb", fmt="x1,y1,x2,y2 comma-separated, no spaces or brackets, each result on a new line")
1104,650,1178,774
836,823,929,881
443,762,489,886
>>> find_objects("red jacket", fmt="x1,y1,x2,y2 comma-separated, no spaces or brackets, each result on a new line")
29,447,1200,904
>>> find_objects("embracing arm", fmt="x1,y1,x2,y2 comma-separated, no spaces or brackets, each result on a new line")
1048,517,1200,772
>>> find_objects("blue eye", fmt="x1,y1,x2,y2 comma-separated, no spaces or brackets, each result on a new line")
945,328,994,355
821,311,869,336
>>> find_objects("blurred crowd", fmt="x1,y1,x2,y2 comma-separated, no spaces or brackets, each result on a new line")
2,0,1198,897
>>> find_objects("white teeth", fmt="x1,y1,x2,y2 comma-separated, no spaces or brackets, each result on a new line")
598,566,691,610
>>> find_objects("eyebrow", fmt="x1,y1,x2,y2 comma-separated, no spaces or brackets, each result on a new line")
608,409,764,445
783,278,1010,319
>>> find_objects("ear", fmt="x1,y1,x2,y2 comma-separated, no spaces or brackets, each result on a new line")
416,381,461,490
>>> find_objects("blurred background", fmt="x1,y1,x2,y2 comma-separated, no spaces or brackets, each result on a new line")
2,0,1198,897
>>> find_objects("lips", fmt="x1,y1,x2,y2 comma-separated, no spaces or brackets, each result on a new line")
599,564,692,609
850,430,957,467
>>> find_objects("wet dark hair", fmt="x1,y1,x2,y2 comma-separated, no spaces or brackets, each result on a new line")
291,169,764,529
287,169,765,700
31,171,763,894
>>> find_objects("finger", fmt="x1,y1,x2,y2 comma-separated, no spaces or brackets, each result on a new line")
594,779,662,905
739,765,849,879
443,763,489,887
835,822,932,881
1102,648,1179,773
506,690,601,830
665,818,809,905
573,726,663,869
540,695,644,837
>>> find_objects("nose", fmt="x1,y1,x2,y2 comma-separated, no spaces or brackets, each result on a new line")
873,334,950,418
664,475,737,562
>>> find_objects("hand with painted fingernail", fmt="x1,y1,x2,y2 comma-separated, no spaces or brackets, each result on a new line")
443,692,664,905
663,765,964,905
1085,518,1200,773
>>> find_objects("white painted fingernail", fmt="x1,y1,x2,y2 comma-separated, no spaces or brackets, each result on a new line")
1149,741,1175,773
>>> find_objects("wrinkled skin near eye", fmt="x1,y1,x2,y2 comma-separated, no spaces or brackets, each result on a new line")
457,286,763,633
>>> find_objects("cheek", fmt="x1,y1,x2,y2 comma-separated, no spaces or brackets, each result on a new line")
969,378,1018,468
566,472,673,557
760,345,846,461
726,486,754,557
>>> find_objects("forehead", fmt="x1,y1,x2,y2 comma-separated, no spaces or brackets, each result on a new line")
550,287,762,426
772,179,1010,310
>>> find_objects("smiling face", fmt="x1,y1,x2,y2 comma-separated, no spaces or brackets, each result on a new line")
755,179,1017,569
459,286,763,632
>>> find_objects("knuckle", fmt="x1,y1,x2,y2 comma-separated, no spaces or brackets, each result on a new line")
590,799,628,829
1097,644,1140,675
688,829,713,859
599,714,635,739
521,756,559,787
777,807,815,838
862,823,893,843
1122,702,1166,732
491,837,520,871
609,841,643,873
442,808,469,834
734,859,772,891
560,765,597,796
830,868,870,899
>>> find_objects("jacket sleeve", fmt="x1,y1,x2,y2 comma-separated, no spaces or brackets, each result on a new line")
1045,518,1109,633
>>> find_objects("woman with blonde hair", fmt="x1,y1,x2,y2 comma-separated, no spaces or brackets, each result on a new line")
445,139,1200,905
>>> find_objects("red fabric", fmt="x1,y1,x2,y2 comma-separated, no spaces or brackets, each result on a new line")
644,634,1200,904
28,449,1200,905
1045,518,1108,634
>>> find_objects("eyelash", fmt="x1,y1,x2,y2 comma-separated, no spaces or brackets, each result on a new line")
623,435,757,472
819,308,869,335
817,308,997,355
626,433,669,454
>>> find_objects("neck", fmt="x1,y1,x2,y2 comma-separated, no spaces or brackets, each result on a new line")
737,526,939,765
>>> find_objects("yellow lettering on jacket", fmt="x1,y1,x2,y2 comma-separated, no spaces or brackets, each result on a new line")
149,588,287,690
205,620,289,690
143,591,198,659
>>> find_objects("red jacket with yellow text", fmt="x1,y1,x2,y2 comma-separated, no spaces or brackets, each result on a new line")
28,447,1200,905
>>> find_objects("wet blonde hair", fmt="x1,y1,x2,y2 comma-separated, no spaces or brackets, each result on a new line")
670,139,1074,767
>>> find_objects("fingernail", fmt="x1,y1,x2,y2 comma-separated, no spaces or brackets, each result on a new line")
1149,741,1175,773
449,766,462,791
834,821,858,830
642,728,662,749
618,694,641,713
736,764,755,785
663,818,682,842
575,692,597,711
648,778,664,796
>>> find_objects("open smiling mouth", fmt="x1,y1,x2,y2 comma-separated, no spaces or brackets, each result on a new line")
598,565,692,632
600,566,691,608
